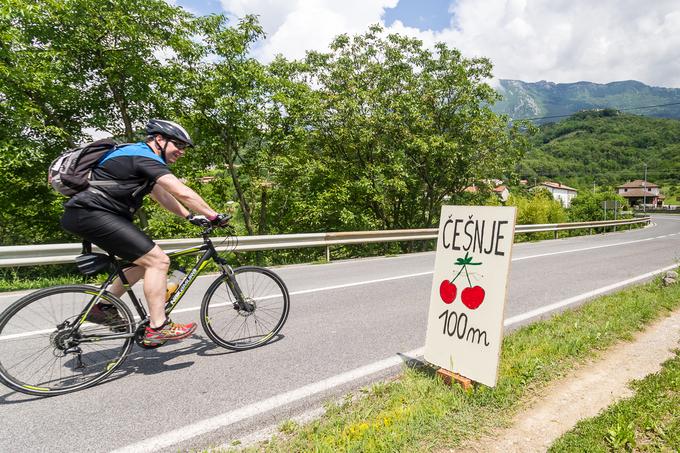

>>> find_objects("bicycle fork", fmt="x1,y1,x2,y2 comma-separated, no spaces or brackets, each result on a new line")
216,259,254,312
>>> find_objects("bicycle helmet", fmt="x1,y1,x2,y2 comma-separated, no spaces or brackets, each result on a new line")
145,119,194,147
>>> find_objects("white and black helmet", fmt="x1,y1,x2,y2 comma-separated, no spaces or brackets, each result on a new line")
145,119,194,147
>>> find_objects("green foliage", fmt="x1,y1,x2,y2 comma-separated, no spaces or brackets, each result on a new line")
1,6,529,256
272,25,534,232
180,14,281,237
605,416,637,451
507,189,567,241
0,0,196,245
568,189,629,222
509,188,567,225
521,111,680,188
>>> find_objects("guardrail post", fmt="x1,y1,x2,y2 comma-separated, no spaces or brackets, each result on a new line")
325,245,331,262
554,230,558,239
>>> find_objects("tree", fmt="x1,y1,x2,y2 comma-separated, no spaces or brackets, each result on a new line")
0,0,196,244
568,189,629,222
279,25,533,231
181,15,295,236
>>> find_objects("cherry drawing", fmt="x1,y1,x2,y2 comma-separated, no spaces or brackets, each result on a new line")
439,252,486,309
439,280,457,304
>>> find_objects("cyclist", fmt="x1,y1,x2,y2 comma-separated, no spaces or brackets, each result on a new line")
60,119,230,346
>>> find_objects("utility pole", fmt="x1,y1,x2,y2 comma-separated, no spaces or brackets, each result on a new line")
643,163,647,213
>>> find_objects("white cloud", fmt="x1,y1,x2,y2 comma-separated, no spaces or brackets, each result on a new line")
216,0,680,87
220,0,398,61
436,0,680,87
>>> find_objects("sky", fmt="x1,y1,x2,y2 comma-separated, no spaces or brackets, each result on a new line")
175,0,680,88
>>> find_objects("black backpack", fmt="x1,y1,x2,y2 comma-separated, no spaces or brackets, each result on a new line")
47,138,119,197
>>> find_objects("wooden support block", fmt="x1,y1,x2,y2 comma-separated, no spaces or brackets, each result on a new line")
436,368,473,391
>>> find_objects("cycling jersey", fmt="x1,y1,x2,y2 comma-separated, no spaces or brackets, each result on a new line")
64,142,171,219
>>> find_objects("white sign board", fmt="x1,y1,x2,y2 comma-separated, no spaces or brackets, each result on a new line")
424,205,516,387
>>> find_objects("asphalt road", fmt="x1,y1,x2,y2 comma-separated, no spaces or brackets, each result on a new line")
0,215,679,452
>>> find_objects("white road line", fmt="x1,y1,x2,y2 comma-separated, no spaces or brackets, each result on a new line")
503,264,678,326
513,235,674,261
0,273,438,341
4,231,679,339
172,271,436,315
109,346,426,453
111,263,677,453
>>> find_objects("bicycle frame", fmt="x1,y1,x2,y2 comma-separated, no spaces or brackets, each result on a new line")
72,229,247,341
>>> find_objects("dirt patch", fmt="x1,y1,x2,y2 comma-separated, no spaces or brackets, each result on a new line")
457,308,680,452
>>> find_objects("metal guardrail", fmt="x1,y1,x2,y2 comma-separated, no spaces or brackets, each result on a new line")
0,217,650,267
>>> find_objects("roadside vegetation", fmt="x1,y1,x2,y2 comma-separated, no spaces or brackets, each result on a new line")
550,350,679,452
217,272,680,452
661,185,680,206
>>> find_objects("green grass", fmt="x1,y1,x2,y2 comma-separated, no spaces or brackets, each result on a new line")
662,194,679,205
661,185,680,205
218,274,680,452
549,349,680,452
0,266,96,292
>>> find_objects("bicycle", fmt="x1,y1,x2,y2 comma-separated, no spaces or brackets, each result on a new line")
0,224,290,396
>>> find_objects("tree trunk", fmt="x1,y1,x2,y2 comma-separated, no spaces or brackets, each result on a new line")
258,187,268,236
109,82,133,141
228,157,254,236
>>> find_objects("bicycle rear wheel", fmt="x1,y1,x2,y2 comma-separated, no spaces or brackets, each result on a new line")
0,285,135,396
200,266,290,350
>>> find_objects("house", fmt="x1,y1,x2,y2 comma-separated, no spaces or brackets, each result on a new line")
535,181,578,207
493,185,510,202
464,181,510,202
617,180,664,208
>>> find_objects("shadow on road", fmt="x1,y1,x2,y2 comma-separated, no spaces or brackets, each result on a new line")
0,332,286,404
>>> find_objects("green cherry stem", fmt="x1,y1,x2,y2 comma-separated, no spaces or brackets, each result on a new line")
453,253,481,284
452,266,465,282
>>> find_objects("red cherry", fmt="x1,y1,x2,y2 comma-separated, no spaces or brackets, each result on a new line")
461,286,485,310
439,280,457,304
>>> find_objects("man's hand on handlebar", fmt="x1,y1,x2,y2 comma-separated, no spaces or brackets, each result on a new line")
187,213,232,228
212,213,232,227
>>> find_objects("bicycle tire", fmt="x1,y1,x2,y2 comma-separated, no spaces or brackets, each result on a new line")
0,285,135,396
200,266,290,351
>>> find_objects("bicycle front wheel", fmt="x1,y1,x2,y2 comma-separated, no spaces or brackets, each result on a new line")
201,266,290,350
0,285,135,396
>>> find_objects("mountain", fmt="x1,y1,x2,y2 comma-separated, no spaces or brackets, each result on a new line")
493,80,680,123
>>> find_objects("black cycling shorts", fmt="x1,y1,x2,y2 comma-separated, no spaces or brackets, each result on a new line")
61,208,156,262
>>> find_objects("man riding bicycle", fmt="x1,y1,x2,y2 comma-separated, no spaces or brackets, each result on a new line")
60,119,230,346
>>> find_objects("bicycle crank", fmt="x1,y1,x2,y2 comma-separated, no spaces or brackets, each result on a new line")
133,320,166,349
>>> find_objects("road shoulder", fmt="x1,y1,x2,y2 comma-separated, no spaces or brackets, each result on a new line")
458,306,680,452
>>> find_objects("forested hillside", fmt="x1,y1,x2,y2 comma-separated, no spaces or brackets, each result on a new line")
519,110,680,188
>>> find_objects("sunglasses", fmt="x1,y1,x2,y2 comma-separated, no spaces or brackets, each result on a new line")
171,140,188,150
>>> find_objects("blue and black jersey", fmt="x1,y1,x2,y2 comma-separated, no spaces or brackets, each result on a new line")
65,142,172,218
